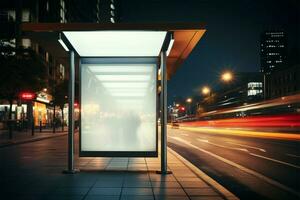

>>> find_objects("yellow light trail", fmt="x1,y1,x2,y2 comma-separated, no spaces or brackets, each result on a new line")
178,126,300,141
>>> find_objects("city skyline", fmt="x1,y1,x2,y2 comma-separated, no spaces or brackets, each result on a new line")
118,0,300,98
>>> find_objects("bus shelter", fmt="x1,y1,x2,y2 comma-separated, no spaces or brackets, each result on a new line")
21,23,206,174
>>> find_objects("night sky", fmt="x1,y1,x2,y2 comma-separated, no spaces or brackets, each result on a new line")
120,0,300,102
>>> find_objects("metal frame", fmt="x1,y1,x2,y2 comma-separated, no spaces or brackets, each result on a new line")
79,57,159,157
59,30,181,173
62,50,78,174
160,50,168,173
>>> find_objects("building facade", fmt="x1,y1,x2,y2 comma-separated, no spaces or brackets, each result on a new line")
0,0,120,129
260,31,300,99
267,65,300,98
67,0,119,23
260,31,287,74
0,0,69,128
199,72,263,113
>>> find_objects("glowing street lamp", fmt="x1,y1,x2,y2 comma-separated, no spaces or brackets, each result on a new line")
186,98,192,103
202,86,211,95
221,71,233,82
186,98,192,115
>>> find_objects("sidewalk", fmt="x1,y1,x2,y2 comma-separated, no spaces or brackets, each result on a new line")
71,150,237,200
0,128,68,147
0,132,238,200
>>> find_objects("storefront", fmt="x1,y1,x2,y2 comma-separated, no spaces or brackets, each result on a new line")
0,103,28,129
33,91,53,127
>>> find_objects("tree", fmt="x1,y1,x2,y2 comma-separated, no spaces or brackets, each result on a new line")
0,48,47,138
52,80,68,132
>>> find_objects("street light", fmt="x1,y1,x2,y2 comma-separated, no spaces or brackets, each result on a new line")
186,98,192,103
202,86,211,95
186,98,192,115
221,71,233,82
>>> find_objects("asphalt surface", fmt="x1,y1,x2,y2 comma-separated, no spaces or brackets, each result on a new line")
168,127,300,200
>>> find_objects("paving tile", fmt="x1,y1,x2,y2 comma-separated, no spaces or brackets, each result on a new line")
94,180,123,187
45,195,84,200
189,196,224,200
94,175,123,179
176,177,202,182
124,174,150,181
0,134,226,200
155,196,190,200
89,188,122,195
3,195,45,200
129,158,146,162
173,171,197,178
85,195,120,200
121,195,154,200
106,166,128,170
180,181,209,188
122,188,153,195
151,181,181,188
52,187,90,195
58,180,96,187
185,188,218,196
13,186,55,195
123,181,152,188
153,188,186,196
127,167,148,171
128,163,147,166
149,174,177,182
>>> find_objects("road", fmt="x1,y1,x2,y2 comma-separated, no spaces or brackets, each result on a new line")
168,126,300,200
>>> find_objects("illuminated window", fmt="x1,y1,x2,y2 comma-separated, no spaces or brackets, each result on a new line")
59,64,65,79
22,10,30,22
248,89,263,96
248,82,262,88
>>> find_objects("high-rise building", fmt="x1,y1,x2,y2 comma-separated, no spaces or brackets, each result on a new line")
0,0,121,128
68,0,119,23
260,31,300,99
260,31,287,74
0,0,71,127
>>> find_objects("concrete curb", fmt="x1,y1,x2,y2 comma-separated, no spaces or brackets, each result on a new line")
168,147,240,200
0,132,68,148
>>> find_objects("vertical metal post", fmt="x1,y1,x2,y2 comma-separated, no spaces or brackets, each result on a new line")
30,101,34,136
63,50,78,174
263,74,266,100
160,50,169,174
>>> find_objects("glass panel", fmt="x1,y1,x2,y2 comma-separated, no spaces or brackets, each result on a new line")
81,60,157,152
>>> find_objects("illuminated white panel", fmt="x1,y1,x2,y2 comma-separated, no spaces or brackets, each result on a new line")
110,92,145,97
81,62,157,152
102,82,148,88
63,31,167,57
89,65,153,73
96,75,150,82
166,38,174,56
107,88,146,93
